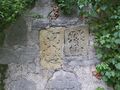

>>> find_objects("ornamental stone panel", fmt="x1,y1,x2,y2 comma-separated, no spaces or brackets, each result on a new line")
40,27,64,69
64,26,89,57
40,26,89,69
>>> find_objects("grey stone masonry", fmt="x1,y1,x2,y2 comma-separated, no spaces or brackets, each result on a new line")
0,0,113,90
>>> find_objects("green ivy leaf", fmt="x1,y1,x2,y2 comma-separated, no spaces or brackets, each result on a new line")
115,84,120,90
100,40,105,44
102,76,108,82
115,39,120,44
111,71,115,77
96,54,103,59
100,5,107,11
115,63,120,70
96,87,104,90
105,71,111,78
119,32,120,38
105,45,111,48
111,59,117,64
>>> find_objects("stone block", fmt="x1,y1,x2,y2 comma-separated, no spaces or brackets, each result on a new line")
9,78,36,90
64,26,89,57
51,17,80,27
32,19,50,30
4,17,27,47
39,27,64,69
45,70,81,90
74,66,113,90
0,48,18,64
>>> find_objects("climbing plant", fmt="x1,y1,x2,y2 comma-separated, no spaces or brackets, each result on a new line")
0,0,35,29
54,0,77,15
55,0,120,90
78,1,120,90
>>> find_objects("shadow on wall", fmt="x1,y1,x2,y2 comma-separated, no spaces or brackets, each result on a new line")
0,17,28,64
0,64,8,90
4,17,27,47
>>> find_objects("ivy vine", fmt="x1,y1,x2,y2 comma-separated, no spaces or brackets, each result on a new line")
55,0,120,90
54,0,77,15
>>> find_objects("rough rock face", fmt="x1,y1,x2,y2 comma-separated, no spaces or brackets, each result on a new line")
0,0,113,90
45,70,81,90
9,78,36,90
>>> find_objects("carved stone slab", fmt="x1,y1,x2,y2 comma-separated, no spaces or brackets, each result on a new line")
45,70,81,90
40,27,64,69
64,26,89,57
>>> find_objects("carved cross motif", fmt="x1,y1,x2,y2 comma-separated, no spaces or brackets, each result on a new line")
40,27,64,69
65,27,89,57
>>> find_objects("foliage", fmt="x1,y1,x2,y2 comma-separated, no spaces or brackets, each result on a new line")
55,0,120,90
0,1,34,90
0,0,35,30
96,87,104,90
78,0,120,90
0,64,8,90
54,0,77,15
0,0,35,46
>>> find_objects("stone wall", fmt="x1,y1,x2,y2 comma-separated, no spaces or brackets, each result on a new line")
0,0,113,90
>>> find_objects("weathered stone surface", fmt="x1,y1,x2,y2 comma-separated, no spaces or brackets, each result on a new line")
50,17,80,27
64,26,89,57
19,47,38,63
9,78,36,90
31,0,52,30
36,0,52,7
32,19,50,30
40,27,64,69
4,17,27,47
4,0,113,90
31,0,83,30
0,23,39,64
0,45,38,64
0,48,18,64
74,66,113,90
45,70,81,90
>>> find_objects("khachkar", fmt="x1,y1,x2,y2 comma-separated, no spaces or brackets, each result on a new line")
39,26,89,70
65,26,89,57
40,27,65,69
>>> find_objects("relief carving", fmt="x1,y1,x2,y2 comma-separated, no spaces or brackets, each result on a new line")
40,27,64,69
65,26,89,57
40,26,89,69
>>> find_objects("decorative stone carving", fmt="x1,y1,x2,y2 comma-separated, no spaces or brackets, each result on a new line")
64,26,89,57
40,27,64,69
45,70,81,90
